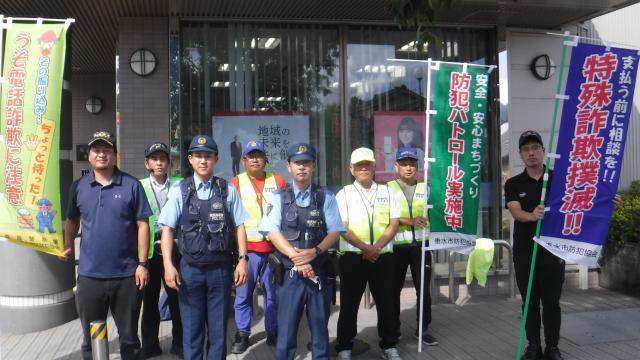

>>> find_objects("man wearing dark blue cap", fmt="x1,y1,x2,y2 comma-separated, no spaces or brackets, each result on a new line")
230,140,286,353
139,142,183,358
388,147,437,346
158,134,250,360
259,142,345,360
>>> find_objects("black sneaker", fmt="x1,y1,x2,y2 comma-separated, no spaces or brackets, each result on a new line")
414,330,438,346
521,343,542,360
231,333,250,354
266,333,277,346
169,343,183,357
139,345,163,359
544,346,564,360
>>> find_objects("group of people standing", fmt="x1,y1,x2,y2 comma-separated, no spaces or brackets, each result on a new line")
62,128,580,360
62,130,436,360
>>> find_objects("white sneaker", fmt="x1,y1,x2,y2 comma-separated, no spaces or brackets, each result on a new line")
337,350,352,360
381,347,403,360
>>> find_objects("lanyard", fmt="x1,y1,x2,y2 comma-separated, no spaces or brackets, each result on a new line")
149,177,168,214
248,176,265,217
354,184,377,244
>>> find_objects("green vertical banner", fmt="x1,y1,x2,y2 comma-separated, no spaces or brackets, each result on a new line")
0,22,68,256
428,64,490,253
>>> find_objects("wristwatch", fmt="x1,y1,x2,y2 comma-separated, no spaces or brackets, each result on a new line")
138,261,149,269
315,246,323,256
237,254,249,261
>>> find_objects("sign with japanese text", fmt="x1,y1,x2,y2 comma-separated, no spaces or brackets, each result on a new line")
540,44,638,266
212,112,310,182
0,22,68,256
428,64,490,253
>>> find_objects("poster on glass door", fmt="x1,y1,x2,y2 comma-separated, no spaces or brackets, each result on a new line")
373,112,426,182
212,112,310,181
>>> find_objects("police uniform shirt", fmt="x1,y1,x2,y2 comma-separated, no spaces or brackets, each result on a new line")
335,181,401,227
258,184,346,236
158,175,249,229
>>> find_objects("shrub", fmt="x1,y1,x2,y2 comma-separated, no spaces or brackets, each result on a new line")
607,180,640,246
600,180,640,266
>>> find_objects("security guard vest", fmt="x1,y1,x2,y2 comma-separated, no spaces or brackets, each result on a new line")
279,184,328,270
140,176,181,258
178,176,234,265
339,183,393,254
387,180,428,246
237,172,278,242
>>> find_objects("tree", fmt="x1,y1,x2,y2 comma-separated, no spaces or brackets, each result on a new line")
387,0,456,53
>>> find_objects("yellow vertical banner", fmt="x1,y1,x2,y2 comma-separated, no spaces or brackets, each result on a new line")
0,21,69,256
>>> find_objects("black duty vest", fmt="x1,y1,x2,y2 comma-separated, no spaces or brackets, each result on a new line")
279,184,328,270
178,176,235,265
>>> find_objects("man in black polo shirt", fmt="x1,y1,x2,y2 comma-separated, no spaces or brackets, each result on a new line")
62,131,152,360
505,130,564,360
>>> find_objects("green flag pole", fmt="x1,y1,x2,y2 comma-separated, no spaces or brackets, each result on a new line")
515,31,572,359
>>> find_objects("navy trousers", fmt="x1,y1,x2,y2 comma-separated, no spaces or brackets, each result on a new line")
233,251,278,336
277,269,332,360
179,258,231,360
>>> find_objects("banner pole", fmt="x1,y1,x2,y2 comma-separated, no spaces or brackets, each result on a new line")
515,32,571,359
0,14,4,105
417,58,434,353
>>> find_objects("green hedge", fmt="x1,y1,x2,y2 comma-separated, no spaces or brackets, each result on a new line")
607,180,640,246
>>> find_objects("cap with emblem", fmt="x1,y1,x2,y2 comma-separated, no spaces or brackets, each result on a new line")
88,130,115,149
518,130,544,149
350,147,376,164
287,143,316,162
188,135,218,154
37,198,52,206
243,140,266,155
396,146,419,161
144,142,170,158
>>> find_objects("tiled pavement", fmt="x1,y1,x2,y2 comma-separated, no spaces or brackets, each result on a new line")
2,285,640,360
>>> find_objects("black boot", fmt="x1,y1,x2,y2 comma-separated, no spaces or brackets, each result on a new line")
544,345,564,360
231,332,250,354
521,343,542,360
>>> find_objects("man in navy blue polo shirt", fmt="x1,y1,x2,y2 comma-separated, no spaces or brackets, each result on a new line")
62,130,152,360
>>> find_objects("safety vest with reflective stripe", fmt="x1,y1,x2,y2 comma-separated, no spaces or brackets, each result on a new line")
387,180,428,245
238,172,278,242
140,176,182,258
339,184,393,253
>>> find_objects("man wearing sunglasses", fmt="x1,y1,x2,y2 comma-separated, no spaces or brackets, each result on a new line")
259,143,345,360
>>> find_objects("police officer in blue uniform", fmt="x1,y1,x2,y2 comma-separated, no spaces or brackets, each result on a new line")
259,143,345,360
158,135,249,360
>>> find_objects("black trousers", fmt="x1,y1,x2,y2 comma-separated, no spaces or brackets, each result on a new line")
141,242,182,349
514,252,565,347
76,275,142,360
336,252,398,351
392,245,432,334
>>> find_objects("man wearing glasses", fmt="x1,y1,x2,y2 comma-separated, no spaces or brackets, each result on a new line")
230,140,286,353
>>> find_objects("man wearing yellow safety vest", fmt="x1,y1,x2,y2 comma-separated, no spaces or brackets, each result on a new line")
388,147,437,347
230,140,286,354
139,142,183,358
335,147,402,360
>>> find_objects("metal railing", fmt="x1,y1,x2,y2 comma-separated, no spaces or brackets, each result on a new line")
439,239,515,303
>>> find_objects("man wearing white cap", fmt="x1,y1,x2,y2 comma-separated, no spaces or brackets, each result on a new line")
335,147,402,360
